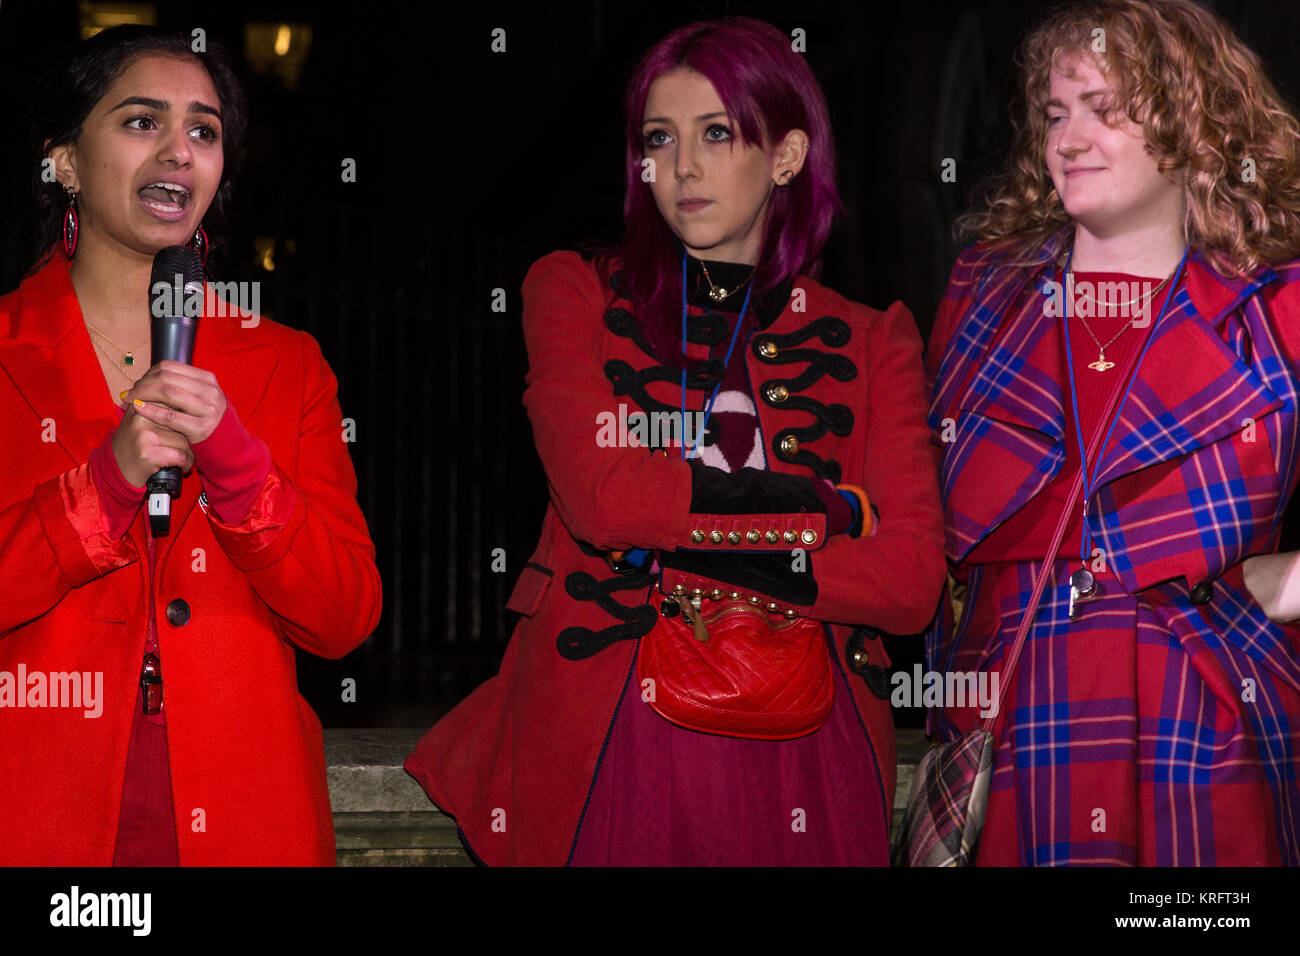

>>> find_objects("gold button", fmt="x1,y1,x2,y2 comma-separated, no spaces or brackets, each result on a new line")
765,383,789,403
801,529,818,545
757,338,778,358
746,529,761,544
783,530,797,543
690,529,705,543
728,592,742,600
765,529,780,544
851,647,869,669
727,531,743,545
691,588,704,597
779,435,799,457
749,595,762,606
709,530,724,544
784,609,798,619
766,602,780,613
709,589,723,601
673,584,686,594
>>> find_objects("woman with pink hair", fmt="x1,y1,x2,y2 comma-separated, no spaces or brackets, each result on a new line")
406,17,944,865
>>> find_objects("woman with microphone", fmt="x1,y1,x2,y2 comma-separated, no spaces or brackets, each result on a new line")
0,25,381,865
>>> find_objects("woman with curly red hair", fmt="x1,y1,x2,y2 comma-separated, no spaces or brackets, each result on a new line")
925,0,1300,865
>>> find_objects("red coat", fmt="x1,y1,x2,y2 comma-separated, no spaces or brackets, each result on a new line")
0,256,382,865
405,250,946,865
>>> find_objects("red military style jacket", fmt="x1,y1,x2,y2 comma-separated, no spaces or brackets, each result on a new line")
406,250,946,865
0,255,382,865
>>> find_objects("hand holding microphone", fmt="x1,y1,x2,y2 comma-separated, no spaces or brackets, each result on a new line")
110,401,196,488
113,359,229,478
111,246,231,534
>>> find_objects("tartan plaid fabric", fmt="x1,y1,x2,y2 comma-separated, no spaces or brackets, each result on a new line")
894,727,995,866
924,236,1300,865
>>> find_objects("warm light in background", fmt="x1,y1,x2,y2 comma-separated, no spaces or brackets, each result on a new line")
78,1,156,38
245,22,312,90
254,238,277,272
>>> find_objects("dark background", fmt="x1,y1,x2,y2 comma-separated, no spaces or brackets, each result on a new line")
3,0,1299,729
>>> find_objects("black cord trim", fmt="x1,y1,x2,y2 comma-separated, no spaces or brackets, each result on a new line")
609,269,630,298
754,315,852,351
846,626,891,700
602,306,655,357
555,570,658,661
685,310,730,347
779,394,854,434
770,433,841,483
604,304,731,360
754,316,857,483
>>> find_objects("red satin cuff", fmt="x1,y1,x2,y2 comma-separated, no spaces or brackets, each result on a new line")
36,462,136,581
202,462,298,559
88,428,146,540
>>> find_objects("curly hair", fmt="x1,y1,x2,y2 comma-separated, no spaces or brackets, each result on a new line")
957,0,1300,277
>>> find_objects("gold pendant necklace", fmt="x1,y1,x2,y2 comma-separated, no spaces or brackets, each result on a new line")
1068,269,1173,372
699,260,752,304
85,320,149,368
88,335,141,387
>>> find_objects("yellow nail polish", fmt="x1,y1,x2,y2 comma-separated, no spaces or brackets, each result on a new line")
119,389,129,400
133,399,144,408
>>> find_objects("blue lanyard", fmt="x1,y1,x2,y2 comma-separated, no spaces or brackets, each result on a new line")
1061,244,1190,562
679,248,753,460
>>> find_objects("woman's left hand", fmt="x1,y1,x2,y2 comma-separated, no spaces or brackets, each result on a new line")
121,360,229,445
1242,551,1300,623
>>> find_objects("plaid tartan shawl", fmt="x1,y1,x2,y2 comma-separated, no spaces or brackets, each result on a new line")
924,236,1300,865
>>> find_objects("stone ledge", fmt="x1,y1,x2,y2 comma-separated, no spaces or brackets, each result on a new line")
327,729,436,813
325,727,930,865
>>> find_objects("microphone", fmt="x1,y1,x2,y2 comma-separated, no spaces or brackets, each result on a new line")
145,246,204,536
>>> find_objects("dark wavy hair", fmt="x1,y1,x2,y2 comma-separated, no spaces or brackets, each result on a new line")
25,24,248,278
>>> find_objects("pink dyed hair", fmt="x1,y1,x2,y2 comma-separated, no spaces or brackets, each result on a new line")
598,17,846,361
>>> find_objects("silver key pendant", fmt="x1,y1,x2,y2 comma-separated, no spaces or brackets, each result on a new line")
1068,567,1097,620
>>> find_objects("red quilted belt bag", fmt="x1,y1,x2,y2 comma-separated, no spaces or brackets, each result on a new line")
636,597,834,740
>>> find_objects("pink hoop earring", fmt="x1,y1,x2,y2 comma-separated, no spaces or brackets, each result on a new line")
190,225,209,270
62,188,78,259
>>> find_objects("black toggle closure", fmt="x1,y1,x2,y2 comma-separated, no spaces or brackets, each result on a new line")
141,652,163,715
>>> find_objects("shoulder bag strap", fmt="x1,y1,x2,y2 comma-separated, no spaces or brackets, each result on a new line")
978,308,1149,734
